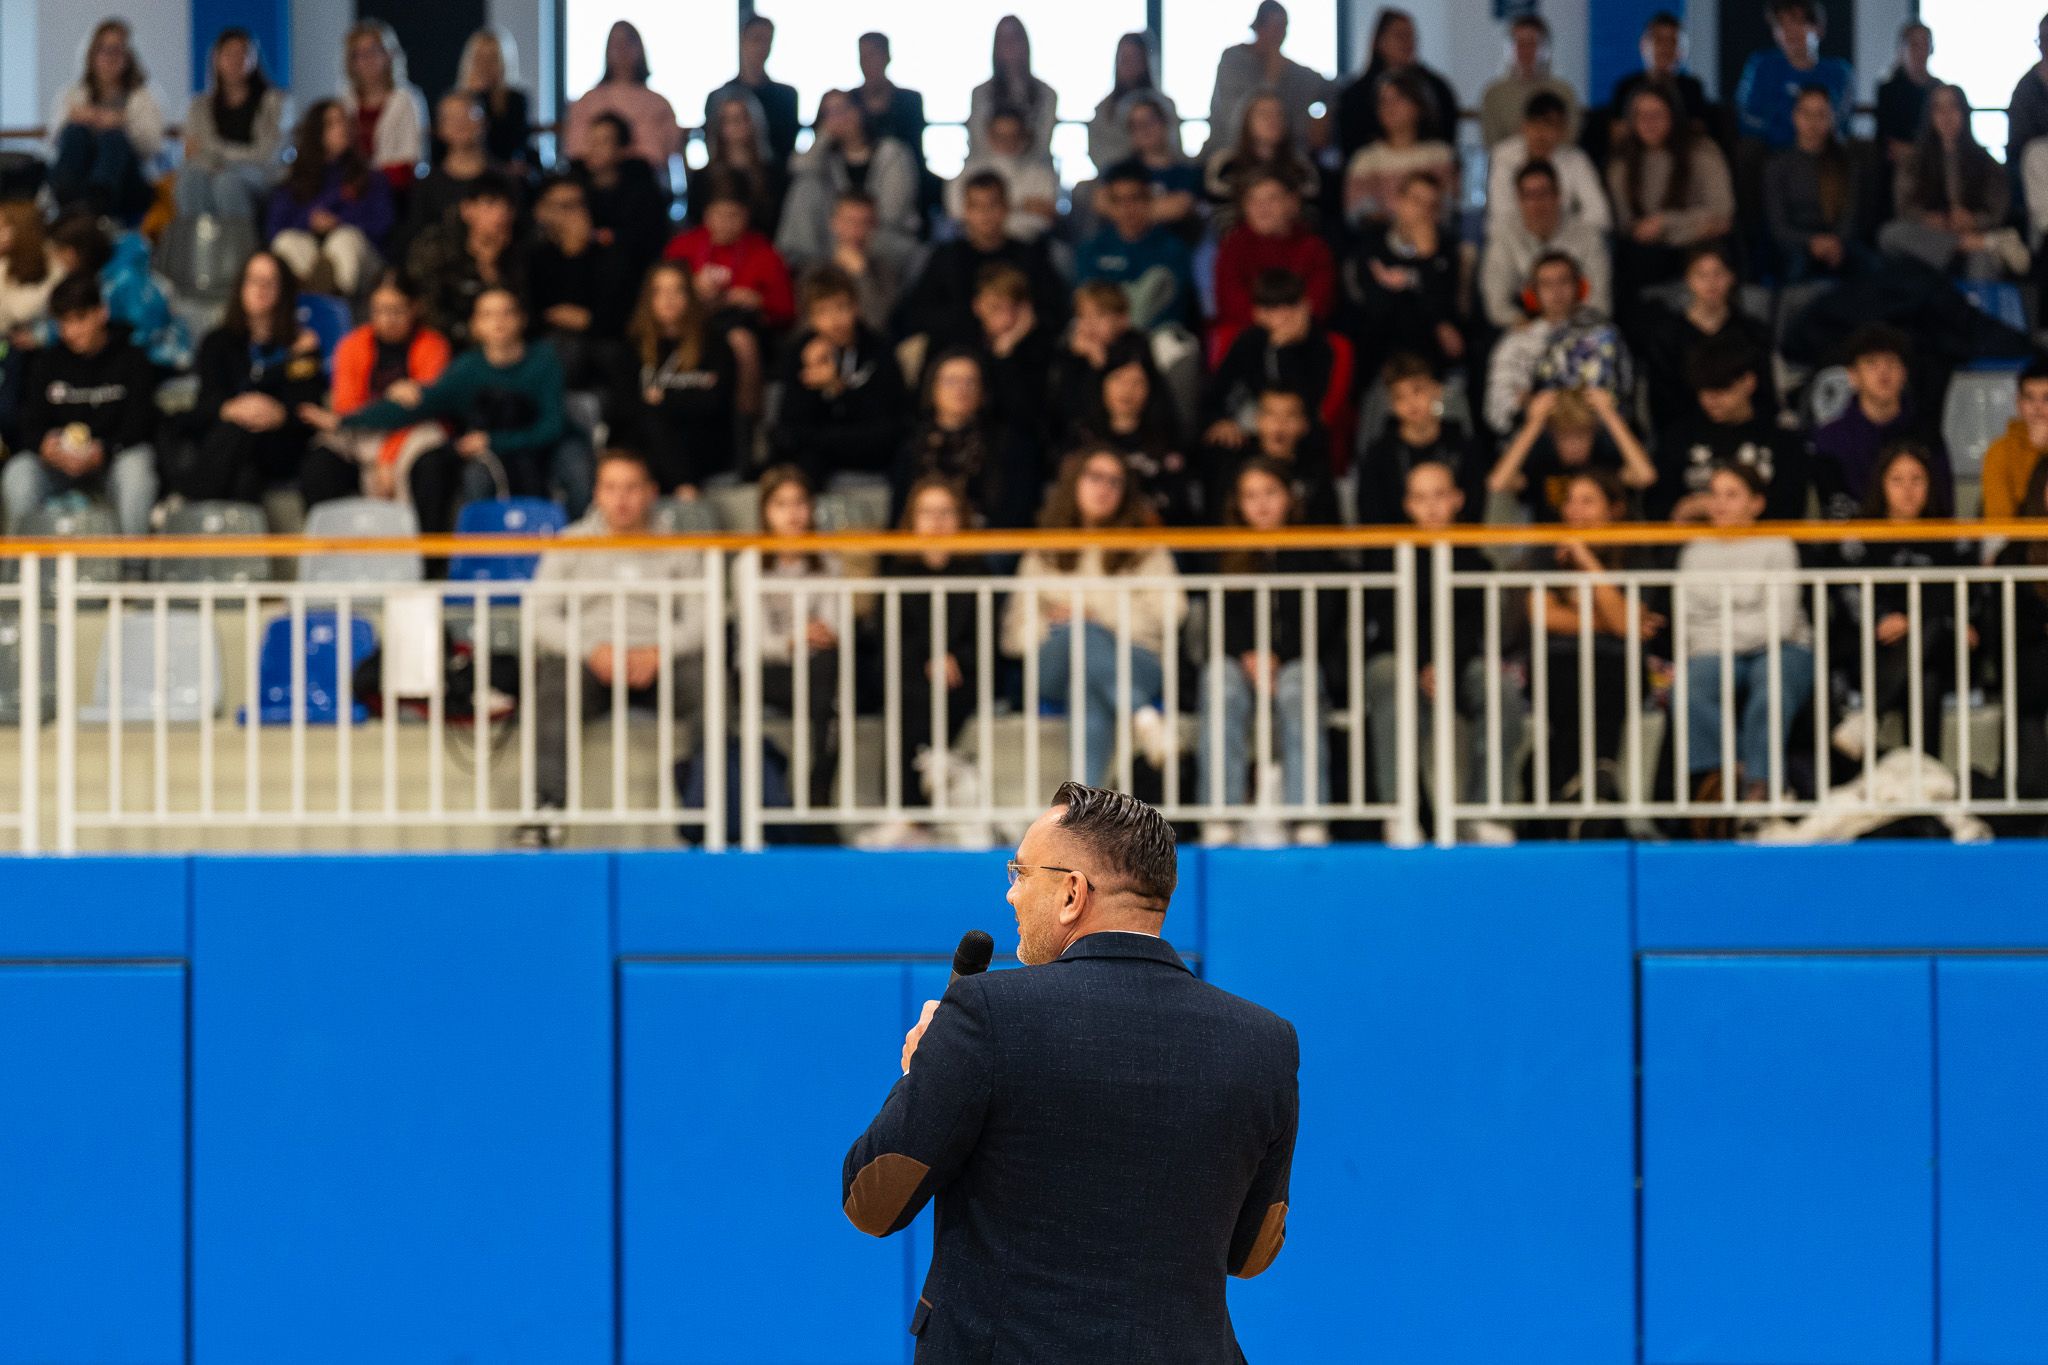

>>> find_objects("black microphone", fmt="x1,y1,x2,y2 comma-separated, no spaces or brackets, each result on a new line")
950,930,995,986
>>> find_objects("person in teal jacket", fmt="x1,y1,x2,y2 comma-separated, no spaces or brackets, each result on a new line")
303,285,576,528
46,215,191,370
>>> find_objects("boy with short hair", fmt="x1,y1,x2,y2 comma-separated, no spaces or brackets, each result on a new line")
1810,324,1952,518
769,265,908,482
1076,161,1196,330
1979,357,2048,520
1480,14,1581,150
1485,90,1610,237
824,191,904,334
1655,334,1810,520
1203,386,1339,525
410,172,532,347
1736,0,1853,150
1484,249,1624,435
1357,353,1486,523
1047,281,1135,419
899,170,1067,339
962,262,1055,442
1203,268,1353,471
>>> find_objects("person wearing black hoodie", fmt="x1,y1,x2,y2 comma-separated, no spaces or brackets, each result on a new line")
895,171,1067,340
1201,386,1337,526
570,112,671,281
768,266,906,483
891,346,1037,527
1652,333,1808,521
528,173,635,388
4,273,159,534
607,261,737,498
1202,268,1352,477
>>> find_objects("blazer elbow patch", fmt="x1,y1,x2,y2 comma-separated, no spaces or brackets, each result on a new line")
843,1152,931,1236
1234,1202,1288,1278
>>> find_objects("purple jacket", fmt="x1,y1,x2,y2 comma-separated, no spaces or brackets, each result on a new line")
265,166,395,248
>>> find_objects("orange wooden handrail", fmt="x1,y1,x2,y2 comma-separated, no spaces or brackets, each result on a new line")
1,519,2043,560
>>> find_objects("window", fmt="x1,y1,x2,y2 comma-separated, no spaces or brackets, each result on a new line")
1160,0,1338,127
562,0,738,127
1923,0,2038,158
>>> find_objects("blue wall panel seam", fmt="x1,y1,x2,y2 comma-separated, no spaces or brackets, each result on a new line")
1928,958,1942,1365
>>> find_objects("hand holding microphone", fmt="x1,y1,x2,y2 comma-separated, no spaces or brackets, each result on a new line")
904,931,993,1074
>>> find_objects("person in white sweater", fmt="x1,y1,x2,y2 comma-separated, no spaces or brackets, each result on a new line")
176,28,289,225
47,19,165,222
1003,447,1187,784
1484,90,1612,239
526,449,709,836
341,20,428,193
1675,463,1815,802
777,89,921,270
949,108,1060,243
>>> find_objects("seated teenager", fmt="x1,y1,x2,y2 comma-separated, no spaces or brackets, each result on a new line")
1001,446,1187,784
1810,324,1952,518
1763,86,1871,282
1981,358,2048,520
1531,470,1667,805
45,213,189,371
819,191,907,334
755,464,848,808
409,173,530,350
1204,268,1353,472
1071,332,1197,524
529,173,634,387
1202,90,1319,220
1076,162,1197,332
1736,0,1853,152
1479,13,1580,149
1488,387,1658,522
46,18,163,222
1676,462,1814,805
399,92,510,261
1654,334,1808,521
3,274,158,535
952,263,1057,448
949,106,1059,243
175,28,287,229
1639,244,1774,435
663,172,796,420
1118,94,1202,235
892,347,1037,527
1341,70,1457,229
1047,281,1137,419
896,171,1068,341
1484,91,1610,239
570,111,670,280
769,264,907,485
1202,386,1338,526
1346,171,1464,379
1483,250,1626,437
521,446,710,848
606,262,737,499
1357,353,1486,523
166,249,323,505
1363,459,1526,838
1479,160,1611,332
266,99,393,298
1199,457,1338,846
1827,441,1976,764
1212,172,1336,337
304,286,567,530
1880,82,2029,280
780,88,921,269
299,269,452,510
858,476,991,849
1606,81,1737,296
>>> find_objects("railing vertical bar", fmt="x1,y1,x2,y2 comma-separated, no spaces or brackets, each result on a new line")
1811,582,1829,815
197,589,214,822
1023,588,1040,806
54,557,77,852
1625,581,1643,810
928,586,945,818
288,593,305,820
1954,578,1971,807
1860,578,1877,802
1906,581,1925,804
1672,583,1689,796
1162,585,1180,813
1298,585,1316,819
107,588,123,817
1429,543,1455,847
382,592,399,817
17,556,39,851
1252,583,1271,816
474,592,490,817
837,586,856,817
701,555,727,849
655,586,674,821
1717,582,1735,809
1347,585,1364,811
565,595,582,817
1764,582,1782,810
1115,588,1134,797
792,585,811,811
335,591,353,818
736,550,764,850
1484,583,1502,810
243,590,259,818
2002,579,2018,804
977,585,995,819
518,591,536,816
1208,583,1225,810
1578,578,1595,810
1067,584,1085,783
152,595,169,818
611,590,628,816
1391,545,1418,844
1530,579,1549,809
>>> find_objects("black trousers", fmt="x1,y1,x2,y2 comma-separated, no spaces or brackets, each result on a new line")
173,422,308,504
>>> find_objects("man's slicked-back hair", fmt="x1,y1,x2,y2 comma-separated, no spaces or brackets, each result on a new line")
1050,783,1178,908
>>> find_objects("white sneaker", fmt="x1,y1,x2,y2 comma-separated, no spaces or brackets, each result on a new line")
1458,819,1516,846
512,803,565,850
943,820,997,850
1131,705,1171,769
1200,820,1239,846
1240,818,1289,848
1292,820,1331,846
852,820,933,850
1832,709,1868,760
1384,820,1424,849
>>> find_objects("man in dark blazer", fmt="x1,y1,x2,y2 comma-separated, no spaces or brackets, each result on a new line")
843,782,1299,1363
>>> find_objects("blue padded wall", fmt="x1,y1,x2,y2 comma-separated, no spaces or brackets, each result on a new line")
189,855,614,1365
1641,956,1936,1365
1203,845,1638,1365
0,964,185,1365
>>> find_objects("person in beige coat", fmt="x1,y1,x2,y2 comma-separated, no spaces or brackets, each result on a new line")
1003,447,1187,784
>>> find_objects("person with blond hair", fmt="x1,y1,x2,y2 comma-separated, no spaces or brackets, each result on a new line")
340,20,427,193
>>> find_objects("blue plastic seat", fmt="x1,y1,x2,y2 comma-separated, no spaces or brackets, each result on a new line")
240,611,376,725
446,497,569,590
295,294,354,363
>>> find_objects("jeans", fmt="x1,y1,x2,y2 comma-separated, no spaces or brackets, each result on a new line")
2,446,158,536
50,125,149,220
173,163,271,222
1365,653,1529,808
1685,644,1816,784
534,651,706,809
1196,657,1329,806
1036,622,1165,784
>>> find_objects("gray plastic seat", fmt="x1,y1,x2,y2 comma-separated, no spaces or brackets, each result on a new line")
157,500,270,584
1944,370,2020,482
299,498,422,587
81,607,223,722
708,483,761,533
651,497,722,534
18,503,122,590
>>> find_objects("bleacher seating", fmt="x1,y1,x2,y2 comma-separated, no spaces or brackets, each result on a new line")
243,610,376,725
81,607,223,723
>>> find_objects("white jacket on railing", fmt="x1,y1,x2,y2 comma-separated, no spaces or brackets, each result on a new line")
1675,537,1812,655
531,513,708,659
1000,548,1187,659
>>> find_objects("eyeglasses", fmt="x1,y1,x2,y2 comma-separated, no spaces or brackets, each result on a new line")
1005,861,1092,890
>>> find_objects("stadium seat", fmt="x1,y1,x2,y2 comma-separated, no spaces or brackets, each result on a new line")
299,498,423,588
241,611,376,725
447,497,570,587
652,498,721,533
156,500,270,585
295,294,354,363
1959,280,2029,336
19,502,122,591
1944,370,2020,481
81,607,224,723
709,483,762,532
1804,365,1856,429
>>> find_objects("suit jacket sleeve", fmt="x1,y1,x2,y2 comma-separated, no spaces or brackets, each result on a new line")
841,976,995,1238
1226,1022,1299,1278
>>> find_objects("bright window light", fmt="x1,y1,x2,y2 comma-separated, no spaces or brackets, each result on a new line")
563,0,738,128
1161,0,1337,126
1923,0,2038,158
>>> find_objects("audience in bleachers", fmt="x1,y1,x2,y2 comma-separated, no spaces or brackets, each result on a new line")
9,5,2048,845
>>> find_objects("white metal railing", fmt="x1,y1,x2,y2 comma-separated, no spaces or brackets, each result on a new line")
3,545,2045,851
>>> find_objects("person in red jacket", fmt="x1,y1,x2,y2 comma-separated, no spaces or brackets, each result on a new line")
298,268,453,508
664,167,793,418
1211,169,1334,344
